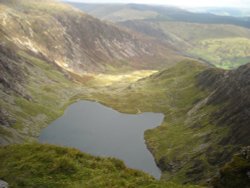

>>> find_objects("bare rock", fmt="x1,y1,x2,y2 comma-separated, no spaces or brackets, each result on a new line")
0,180,8,188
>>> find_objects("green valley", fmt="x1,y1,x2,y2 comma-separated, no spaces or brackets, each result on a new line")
0,0,249,188
119,20,250,69
189,37,250,69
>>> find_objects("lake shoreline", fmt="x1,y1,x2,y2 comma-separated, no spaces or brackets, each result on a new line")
39,100,164,178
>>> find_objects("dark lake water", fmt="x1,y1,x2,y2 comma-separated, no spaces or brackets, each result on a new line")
39,100,164,178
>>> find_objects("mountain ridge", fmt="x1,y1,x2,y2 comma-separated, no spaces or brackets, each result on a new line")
69,2,250,69
0,0,186,75
69,3,250,28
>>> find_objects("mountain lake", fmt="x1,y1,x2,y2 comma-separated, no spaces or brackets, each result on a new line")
39,100,164,178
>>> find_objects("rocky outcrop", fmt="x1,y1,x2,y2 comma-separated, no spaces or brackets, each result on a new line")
0,44,27,96
196,68,226,89
192,63,250,184
0,109,15,127
211,146,250,188
198,63,250,146
0,180,8,188
144,62,250,184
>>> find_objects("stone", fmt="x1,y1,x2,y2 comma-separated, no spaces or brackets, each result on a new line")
0,180,8,188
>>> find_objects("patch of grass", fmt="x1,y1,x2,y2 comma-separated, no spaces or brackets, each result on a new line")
85,70,157,87
15,98,57,118
0,143,202,188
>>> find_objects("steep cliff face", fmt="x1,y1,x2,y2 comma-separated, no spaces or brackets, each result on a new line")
0,43,77,145
211,146,250,188
0,44,27,97
197,63,250,146
142,63,250,184
0,0,183,74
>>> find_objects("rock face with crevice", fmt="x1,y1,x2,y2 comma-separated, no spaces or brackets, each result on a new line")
198,63,250,146
0,45,27,96
189,63,250,184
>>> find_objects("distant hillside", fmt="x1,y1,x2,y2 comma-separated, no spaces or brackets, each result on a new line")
187,7,250,17
68,3,250,28
0,0,185,75
119,20,250,69
68,3,250,69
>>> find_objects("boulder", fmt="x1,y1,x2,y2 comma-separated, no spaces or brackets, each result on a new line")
0,180,8,188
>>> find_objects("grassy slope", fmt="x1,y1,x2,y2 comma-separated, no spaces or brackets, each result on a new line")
158,22,250,42
0,143,201,188
104,8,158,22
69,3,159,22
188,38,250,69
154,21,250,69
81,60,232,184
119,20,250,69
0,50,84,144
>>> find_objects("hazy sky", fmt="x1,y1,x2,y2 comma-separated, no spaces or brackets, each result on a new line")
63,0,250,8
